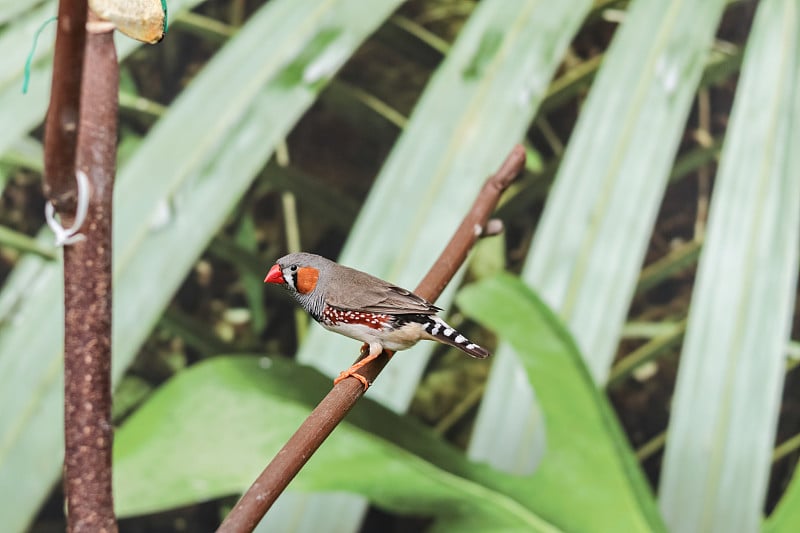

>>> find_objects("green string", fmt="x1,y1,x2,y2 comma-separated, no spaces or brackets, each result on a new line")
161,0,169,34
22,16,58,94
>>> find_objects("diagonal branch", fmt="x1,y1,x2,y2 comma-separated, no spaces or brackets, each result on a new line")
217,144,526,533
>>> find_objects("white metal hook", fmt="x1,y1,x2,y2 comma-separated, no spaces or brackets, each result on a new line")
45,170,90,246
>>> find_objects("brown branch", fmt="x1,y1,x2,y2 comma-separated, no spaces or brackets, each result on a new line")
62,14,119,533
43,0,88,211
217,144,526,533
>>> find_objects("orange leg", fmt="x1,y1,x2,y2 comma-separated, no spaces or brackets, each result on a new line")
334,352,379,389
333,344,393,391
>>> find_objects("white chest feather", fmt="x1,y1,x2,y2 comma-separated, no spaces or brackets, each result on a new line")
322,321,426,352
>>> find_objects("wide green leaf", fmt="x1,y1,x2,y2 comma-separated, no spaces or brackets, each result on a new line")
0,0,402,529
659,1,800,531
113,356,560,532
275,0,592,529
457,274,664,532
296,0,592,406
0,0,207,158
0,0,41,24
525,0,728,380
468,0,728,483
767,467,800,533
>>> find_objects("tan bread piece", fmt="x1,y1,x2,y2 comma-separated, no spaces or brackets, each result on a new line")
89,0,167,44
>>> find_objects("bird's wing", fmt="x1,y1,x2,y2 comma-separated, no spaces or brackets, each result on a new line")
358,285,442,314
326,266,441,315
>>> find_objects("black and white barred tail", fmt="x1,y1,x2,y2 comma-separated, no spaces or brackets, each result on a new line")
421,316,490,359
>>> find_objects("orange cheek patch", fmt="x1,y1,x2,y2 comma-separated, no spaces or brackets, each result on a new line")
296,267,319,294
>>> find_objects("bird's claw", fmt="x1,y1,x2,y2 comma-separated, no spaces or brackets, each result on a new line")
334,370,370,391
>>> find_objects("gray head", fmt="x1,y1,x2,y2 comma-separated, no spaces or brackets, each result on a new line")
264,252,337,318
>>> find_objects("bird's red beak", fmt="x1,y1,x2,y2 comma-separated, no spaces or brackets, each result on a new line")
264,264,285,284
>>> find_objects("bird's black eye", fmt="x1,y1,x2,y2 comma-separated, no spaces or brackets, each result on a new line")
290,265,298,272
